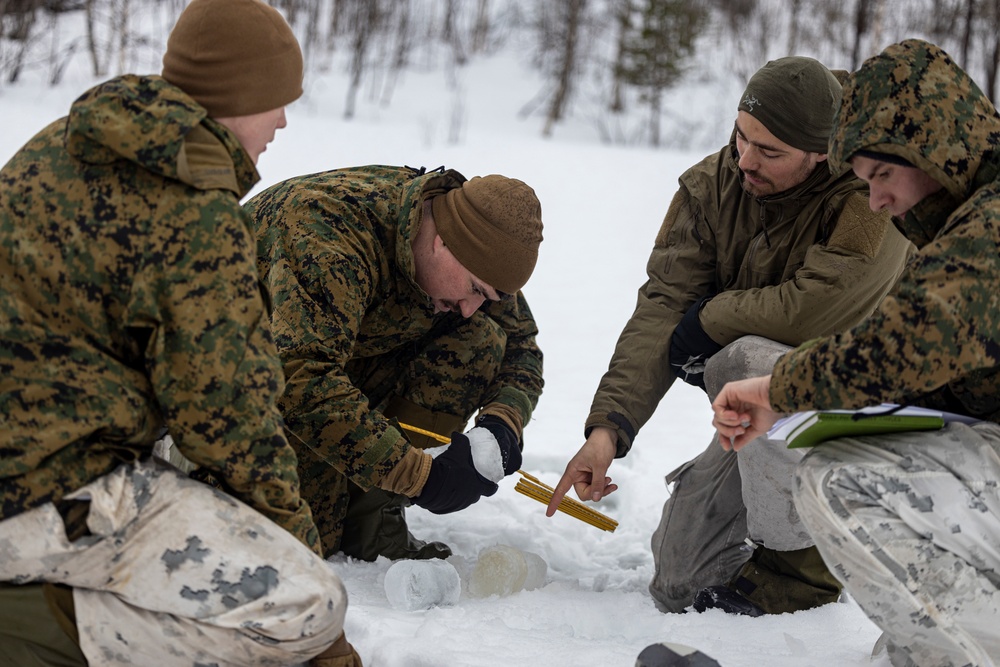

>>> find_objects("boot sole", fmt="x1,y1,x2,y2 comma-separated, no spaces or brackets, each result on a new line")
636,642,722,667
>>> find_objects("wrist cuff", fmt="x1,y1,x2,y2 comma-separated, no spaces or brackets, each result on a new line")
378,447,433,497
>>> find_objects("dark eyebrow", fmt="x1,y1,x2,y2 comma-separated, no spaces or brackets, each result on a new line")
472,280,503,302
734,120,786,154
852,158,881,181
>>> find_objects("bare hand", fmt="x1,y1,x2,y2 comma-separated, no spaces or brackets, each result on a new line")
711,375,779,451
546,426,619,516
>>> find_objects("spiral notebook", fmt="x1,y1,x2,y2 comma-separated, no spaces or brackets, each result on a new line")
766,404,978,449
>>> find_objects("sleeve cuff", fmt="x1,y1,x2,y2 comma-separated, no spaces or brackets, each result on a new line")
377,447,433,497
584,411,636,458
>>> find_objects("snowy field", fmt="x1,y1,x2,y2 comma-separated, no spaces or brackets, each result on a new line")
0,35,886,667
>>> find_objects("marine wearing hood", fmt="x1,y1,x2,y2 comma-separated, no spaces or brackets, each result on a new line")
0,73,319,550
770,38,1000,422
829,39,1000,245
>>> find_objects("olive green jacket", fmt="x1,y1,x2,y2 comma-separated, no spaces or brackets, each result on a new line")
245,166,544,491
0,75,319,552
588,137,911,456
771,40,1000,420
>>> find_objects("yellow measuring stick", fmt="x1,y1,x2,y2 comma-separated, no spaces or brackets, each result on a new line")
398,422,618,532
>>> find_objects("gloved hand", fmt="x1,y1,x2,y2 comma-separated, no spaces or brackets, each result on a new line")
669,296,723,391
412,433,498,514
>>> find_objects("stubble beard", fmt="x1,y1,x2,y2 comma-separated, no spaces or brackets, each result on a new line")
740,154,817,198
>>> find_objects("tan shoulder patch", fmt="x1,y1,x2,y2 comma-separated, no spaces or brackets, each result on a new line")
178,124,240,194
655,188,687,247
827,192,889,259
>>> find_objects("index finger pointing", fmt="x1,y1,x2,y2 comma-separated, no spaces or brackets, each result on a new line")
546,470,576,517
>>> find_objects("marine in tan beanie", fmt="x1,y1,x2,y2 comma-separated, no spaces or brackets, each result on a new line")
162,0,304,164
244,165,544,574
429,175,544,296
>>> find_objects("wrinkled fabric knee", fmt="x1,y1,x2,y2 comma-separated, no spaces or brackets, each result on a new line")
704,335,791,401
648,440,749,613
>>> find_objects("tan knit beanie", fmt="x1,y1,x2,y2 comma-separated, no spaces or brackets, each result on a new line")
162,0,303,117
431,175,544,294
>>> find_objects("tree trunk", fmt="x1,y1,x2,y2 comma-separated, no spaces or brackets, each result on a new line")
380,0,411,106
298,0,322,68
445,0,465,65
959,0,975,69
4,0,41,83
471,0,489,53
986,0,1000,102
850,0,871,71
543,0,586,137
608,0,630,114
648,87,662,148
116,0,129,75
344,0,379,120
329,0,344,44
444,0,457,44
85,0,103,77
786,0,801,54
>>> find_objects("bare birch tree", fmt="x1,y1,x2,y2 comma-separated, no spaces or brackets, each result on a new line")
541,0,587,137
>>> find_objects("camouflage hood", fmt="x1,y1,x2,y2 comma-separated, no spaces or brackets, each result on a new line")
770,40,1000,424
64,74,259,197
829,39,1000,203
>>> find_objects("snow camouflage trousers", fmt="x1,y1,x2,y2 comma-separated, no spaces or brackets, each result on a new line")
795,422,1000,667
0,459,346,667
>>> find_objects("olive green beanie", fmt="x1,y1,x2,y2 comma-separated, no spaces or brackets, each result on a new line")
431,175,544,294
738,56,842,154
162,0,303,117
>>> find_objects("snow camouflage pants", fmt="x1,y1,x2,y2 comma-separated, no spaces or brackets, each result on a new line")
0,459,346,667
795,422,1000,667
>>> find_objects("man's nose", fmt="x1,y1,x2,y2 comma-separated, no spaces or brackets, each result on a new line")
460,295,485,318
868,186,888,212
738,147,758,171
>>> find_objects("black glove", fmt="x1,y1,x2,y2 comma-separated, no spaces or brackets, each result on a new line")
412,433,499,515
669,296,723,391
475,415,522,476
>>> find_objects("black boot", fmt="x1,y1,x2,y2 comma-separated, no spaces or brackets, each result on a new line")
691,584,764,617
340,486,451,562
692,544,841,615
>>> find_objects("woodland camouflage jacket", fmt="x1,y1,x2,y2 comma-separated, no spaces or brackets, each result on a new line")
0,75,319,552
771,39,1000,420
244,166,544,491
587,133,912,456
